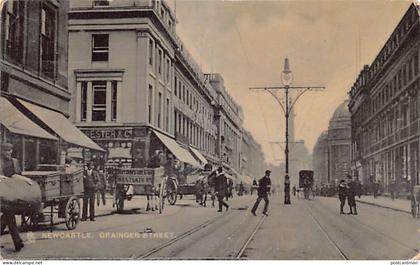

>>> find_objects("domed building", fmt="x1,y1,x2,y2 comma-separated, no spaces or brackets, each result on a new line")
328,100,351,183
312,100,351,185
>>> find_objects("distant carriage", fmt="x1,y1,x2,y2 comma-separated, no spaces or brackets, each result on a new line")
299,170,314,200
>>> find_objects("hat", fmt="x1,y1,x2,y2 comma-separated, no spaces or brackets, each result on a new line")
265,170,271,174
1,142,13,151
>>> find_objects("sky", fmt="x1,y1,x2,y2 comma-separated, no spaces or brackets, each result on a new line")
167,0,413,165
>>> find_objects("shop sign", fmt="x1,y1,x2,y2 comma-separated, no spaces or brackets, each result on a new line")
116,168,154,185
82,128,133,140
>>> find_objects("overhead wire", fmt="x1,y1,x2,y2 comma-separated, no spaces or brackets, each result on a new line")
233,20,278,163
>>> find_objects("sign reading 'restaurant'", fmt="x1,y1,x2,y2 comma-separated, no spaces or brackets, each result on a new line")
82,128,133,140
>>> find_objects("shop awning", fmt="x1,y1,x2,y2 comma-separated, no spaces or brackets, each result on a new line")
189,147,208,165
152,130,201,168
17,99,104,152
0,96,57,140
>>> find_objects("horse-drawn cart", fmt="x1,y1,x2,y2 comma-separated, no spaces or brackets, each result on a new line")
114,167,166,213
299,170,314,200
20,166,83,231
177,173,204,199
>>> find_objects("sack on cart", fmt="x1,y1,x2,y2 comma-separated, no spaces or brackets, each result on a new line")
0,174,42,215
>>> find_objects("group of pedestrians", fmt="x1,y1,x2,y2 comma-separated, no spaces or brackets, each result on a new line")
338,175,358,215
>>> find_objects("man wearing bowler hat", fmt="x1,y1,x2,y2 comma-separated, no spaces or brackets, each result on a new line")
251,170,272,216
0,142,24,251
82,162,98,221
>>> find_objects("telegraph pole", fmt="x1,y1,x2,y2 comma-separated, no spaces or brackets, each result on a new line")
249,58,325,204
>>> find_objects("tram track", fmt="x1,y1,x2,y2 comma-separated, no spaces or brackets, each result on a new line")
235,215,266,259
304,203,348,260
132,210,235,259
131,200,267,259
305,199,419,260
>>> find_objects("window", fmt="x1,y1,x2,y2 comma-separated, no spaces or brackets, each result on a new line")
178,81,182,99
166,59,170,82
148,85,153,123
174,77,178,96
93,0,109,7
81,81,87,121
158,50,162,74
178,114,182,135
174,111,177,133
40,4,56,78
3,0,25,64
92,34,109,62
92,81,107,121
149,39,153,66
111,81,117,121
158,92,162,128
166,98,170,131
182,85,185,102
186,90,189,106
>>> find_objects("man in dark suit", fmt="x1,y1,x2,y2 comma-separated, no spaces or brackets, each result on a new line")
338,179,348,214
82,162,98,221
347,175,358,215
0,142,24,251
251,170,271,216
215,167,229,212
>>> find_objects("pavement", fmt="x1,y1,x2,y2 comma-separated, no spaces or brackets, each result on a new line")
355,195,412,214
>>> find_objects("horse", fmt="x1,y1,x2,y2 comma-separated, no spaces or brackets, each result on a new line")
195,171,217,207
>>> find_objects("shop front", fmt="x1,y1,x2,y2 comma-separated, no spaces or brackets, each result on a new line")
79,126,201,172
1,96,105,171
0,96,58,171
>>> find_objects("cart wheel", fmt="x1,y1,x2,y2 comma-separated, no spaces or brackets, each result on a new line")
167,192,177,205
21,214,39,231
116,193,125,213
65,197,80,230
158,178,166,214
115,184,127,213
166,178,178,205
1,214,5,234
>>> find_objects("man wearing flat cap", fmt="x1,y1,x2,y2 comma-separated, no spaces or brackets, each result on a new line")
0,142,24,251
251,170,271,216
0,142,21,177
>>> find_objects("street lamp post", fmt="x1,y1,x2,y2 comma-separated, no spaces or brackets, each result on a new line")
249,58,325,204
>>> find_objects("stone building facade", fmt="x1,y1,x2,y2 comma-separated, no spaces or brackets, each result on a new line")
349,4,420,194
67,0,265,177
0,0,101,171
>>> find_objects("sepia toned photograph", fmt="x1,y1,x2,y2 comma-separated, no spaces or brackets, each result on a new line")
0,0,419,262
